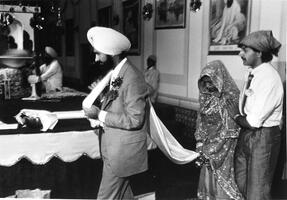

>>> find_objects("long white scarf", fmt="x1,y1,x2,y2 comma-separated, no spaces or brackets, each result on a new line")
14,71,199,164
82,71,199,164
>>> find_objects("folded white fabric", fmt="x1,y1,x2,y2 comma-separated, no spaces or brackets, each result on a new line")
15,188,51,198
0,121,18,130
149,101,199,164
82,70,113,109
81,69,199,164
15,109,58,131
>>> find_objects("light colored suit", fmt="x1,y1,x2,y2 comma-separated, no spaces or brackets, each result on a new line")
97,59,149,199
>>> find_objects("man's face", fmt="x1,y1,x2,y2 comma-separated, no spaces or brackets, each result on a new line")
94,50,108,64
42,52,53,64
199,75,220,97
93,49,114,70
147,58,155,68
238,46,259,68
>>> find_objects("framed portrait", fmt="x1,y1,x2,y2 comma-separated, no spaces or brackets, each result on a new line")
123,0,141,55
209,0,251,55
155,0,186,29
98,6,112,28
65,19,75,56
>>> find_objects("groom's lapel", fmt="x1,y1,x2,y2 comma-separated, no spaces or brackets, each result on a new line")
102,62,129,111
100,86,109,110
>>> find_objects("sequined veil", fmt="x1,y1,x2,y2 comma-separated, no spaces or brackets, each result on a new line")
195,60,243,200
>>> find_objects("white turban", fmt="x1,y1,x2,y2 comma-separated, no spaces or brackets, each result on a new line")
87,26,131,56
45,46,57,58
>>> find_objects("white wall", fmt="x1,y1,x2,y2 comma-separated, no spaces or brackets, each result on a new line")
61,0,98,81
88,0,286,110
151,0,286,110
206,0,286,87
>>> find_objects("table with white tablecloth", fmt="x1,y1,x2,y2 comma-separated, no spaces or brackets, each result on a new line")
0,97,105,198
0,130,100,166
0,126,158,199
0,96,198,198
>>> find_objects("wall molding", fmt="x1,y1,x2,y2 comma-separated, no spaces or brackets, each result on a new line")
158,93,199,111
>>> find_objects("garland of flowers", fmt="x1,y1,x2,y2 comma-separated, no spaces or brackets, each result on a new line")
105,76,123,102
142,3,153,21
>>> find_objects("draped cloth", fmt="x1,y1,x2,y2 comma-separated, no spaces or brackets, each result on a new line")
83,70,199,164
12,70,199,165
195,60,243,200
148,100,199,164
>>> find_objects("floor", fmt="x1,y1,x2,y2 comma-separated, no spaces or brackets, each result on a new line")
131,149,287,200
9,81,284,200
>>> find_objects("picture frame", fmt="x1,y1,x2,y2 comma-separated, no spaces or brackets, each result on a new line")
98,6,112,28
208,0,251,55
123,0,141,55
65,19,75,56
155,0,186,29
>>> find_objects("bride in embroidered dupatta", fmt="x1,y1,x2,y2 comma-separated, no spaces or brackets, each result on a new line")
195,60,243,200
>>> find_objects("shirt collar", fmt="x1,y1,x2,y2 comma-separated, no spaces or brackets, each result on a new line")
112,57,127,79
250,62,269,75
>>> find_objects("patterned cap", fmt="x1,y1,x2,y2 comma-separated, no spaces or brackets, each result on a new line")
238,30,281,56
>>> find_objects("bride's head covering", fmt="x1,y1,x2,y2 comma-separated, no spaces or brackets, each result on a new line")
196,60,240,140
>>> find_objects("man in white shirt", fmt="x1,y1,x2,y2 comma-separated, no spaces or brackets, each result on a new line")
83,27,149,200
28,46,63,93
227,30,283,200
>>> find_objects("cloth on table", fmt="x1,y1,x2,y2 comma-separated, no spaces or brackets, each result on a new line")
15,109,58,131
7,188,51,198
0,130,100,166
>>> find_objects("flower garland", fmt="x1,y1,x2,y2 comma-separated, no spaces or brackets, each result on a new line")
105,77,123,102
142,3,153,21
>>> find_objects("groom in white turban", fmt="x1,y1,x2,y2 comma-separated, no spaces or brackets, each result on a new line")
83,26,149,199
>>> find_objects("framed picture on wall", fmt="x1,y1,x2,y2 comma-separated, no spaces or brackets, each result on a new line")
123,0,141,55
155,0,186,29
65,19,75,56
208,0,251,55
98,6,112,27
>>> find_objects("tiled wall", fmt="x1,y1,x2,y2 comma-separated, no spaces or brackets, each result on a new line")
174,106,198,138
154,103,198,150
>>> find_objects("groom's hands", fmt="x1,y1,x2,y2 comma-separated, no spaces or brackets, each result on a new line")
83,105,100,119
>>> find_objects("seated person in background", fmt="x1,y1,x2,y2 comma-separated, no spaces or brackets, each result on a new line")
28,46,63,93
144,55,160,104
195,60,243,200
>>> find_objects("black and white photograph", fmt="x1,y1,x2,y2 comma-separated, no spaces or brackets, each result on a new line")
123,0,141,54
155,0,186,29
209,0,251,54
0,0,286,199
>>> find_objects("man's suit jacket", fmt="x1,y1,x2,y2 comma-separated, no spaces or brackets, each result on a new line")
100,59,149,177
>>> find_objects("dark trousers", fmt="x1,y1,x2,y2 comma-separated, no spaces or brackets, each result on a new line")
97,159,134,200
234,126,281,200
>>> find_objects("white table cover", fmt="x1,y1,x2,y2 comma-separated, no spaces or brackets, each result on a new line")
0,130,100,166
0,129,157,167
